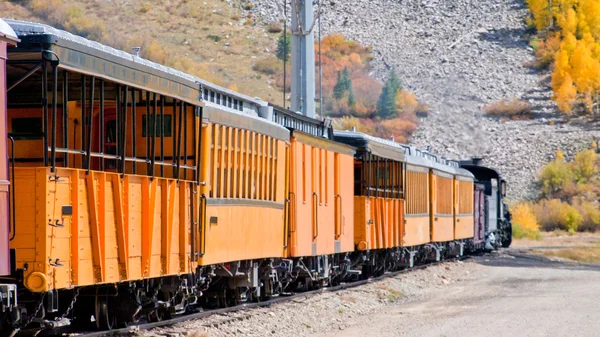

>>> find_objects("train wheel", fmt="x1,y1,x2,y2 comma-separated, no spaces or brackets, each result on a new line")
146,309,165,323
146,308,171,323
0,313,17,337
95,296,116,330
216,286,229,308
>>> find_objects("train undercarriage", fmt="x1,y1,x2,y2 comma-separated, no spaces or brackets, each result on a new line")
0,232,509,337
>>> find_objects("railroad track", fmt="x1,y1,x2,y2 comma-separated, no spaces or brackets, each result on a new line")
52,256,471,337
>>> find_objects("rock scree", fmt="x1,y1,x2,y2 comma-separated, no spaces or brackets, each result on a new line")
247,0,600,201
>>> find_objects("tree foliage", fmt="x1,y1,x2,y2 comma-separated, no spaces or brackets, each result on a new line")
526,0,600,114
276,33,291,62
532,147,600,233
511,203,541,240
376,70,403,119
333,67,352,100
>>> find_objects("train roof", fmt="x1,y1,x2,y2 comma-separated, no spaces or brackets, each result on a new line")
5,19,269,114
460,159,503,182
0,18,18,43
334,130,473,178
291,129,355,156
333,130,407,161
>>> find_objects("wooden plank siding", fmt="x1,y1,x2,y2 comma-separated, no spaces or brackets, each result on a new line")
10,167,196,292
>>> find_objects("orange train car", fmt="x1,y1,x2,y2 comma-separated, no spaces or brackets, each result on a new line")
287,130,355,257
397,149,475,258
196,106,289,267
333,131,405,252
286,129,355,287
3,19,298,328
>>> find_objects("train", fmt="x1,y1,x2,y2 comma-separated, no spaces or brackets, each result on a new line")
0,19,512,336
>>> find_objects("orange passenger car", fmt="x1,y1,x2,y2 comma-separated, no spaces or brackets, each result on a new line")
333,131,405,252
429,160,475,244
197,106,290,266
287,130,355,258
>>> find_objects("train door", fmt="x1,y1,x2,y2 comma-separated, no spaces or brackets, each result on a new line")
473,184,485,245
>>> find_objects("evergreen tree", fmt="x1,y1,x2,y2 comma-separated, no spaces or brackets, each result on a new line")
341,67,351,91
348,86,356,107
333,70,346,100
334,67,354,101
377,70,403,119
276,33,291,61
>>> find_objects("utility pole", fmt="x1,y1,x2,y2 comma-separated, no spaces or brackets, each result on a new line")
290,0,316,118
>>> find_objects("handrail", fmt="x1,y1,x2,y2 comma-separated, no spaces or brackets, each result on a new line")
190,184,197,262
312,192,318,240
199,194,207,257
289,192,296,233
334,194,342,239
8,136,16,241
283,195,290,249
49,147,198,170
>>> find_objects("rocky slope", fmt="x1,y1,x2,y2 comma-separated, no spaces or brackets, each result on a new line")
248,0,600,201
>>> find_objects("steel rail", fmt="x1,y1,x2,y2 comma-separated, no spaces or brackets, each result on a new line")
64,256,471,337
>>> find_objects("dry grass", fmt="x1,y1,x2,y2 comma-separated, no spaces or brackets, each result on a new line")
375,283,404,302
484,98,532,119
2,0,284,104
537,246,600,264
267,22,283,33
512,231,600,248
252,57,283,75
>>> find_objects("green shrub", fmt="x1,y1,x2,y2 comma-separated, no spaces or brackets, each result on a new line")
207,35,221,42
559,203,582,233
538,158,574,198
571,149,598,184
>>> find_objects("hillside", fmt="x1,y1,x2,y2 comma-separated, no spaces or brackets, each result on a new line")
0,0,285,103
250,0,600,201
4,0,600,200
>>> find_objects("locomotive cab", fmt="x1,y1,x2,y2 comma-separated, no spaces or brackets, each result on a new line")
459,158,512,249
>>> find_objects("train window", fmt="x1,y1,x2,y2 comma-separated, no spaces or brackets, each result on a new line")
435,176,453,215
105,119,118,169
357,154,403,198
458,180,474,214
6,68,200,180
207,124,279,201
11,117,43,140
141,114,173,137
406,170,428,215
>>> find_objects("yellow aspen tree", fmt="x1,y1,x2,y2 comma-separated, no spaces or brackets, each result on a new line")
552,48,571,92
555,73,578,113
570,40,593,95
527,0,553,31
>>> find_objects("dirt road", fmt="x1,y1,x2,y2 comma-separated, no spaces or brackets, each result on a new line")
145,251,600,337
313,253,600,337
